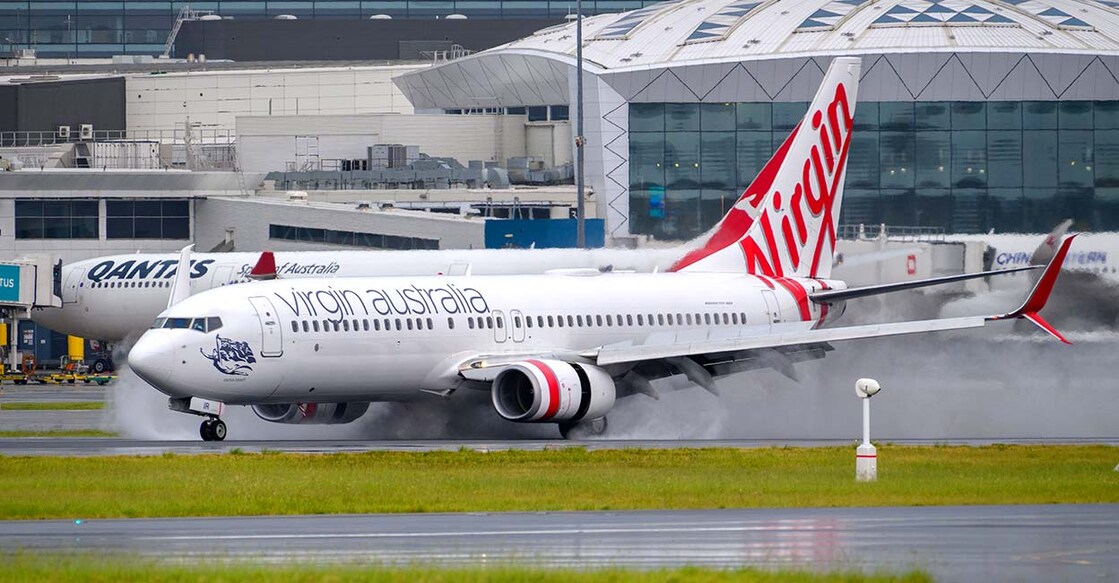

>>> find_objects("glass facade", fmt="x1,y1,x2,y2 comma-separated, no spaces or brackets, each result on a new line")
106,199,190,239
630,100,1119,239
14,198,98,239
0,0,655,56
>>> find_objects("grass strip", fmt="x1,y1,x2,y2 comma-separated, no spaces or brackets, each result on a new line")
0,445,1115,520
0,430,117,438
0,402,104,411
0,555,931,583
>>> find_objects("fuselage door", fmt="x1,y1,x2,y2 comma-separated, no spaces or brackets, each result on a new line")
761,289,782,325
248,296,283,357
493,309,508,343
63,268,85,305
510,309,525,343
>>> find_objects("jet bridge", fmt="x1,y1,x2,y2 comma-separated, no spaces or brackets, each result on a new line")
0,257,63,371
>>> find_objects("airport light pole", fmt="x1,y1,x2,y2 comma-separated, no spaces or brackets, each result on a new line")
574,0,586,249
855,378,881,482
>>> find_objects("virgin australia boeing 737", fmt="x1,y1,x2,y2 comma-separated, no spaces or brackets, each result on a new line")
128,58,1073,441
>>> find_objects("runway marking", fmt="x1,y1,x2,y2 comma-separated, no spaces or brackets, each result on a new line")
148,524,840,541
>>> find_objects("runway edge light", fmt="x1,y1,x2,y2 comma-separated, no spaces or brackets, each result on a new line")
855,378,881,482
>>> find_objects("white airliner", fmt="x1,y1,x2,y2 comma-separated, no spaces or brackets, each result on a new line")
34,245,684,347
949,220,1119,286
128,58,1074,442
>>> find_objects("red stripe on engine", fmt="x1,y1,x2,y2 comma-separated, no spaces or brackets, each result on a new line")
527,359,561,420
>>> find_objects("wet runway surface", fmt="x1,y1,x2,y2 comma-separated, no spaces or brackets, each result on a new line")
1,436,1116,457
1,505,1115,581
0,386,107,431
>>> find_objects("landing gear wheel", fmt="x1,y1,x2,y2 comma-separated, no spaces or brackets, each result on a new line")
558,416,608,440
211,419,227,441
200,419,226,442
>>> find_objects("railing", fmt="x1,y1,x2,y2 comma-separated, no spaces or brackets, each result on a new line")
837,224,946,242
430,44,473,63
0,128,236,147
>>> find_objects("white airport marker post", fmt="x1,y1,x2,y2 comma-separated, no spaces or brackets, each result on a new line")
855,378,881,482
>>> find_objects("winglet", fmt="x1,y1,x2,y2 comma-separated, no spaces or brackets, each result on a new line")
989,234,1077,344
167,244,195,309
249,251,277,281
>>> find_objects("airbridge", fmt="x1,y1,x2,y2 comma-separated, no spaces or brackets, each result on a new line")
0,257,64,372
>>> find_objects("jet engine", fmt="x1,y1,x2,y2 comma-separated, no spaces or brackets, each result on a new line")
491,360,615,423
252,402,369,425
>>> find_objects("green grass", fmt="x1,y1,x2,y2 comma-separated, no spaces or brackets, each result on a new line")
0,430,117,438
0,445,1115,520
0,401,104,411
0,555,931,583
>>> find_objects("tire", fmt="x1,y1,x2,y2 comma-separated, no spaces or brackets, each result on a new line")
558,416,608,440
211,419,227,441
200,420,214,441
92,360,107,374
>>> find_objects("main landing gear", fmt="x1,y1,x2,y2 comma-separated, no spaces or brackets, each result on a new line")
200,418,227,442
559,416,608,440
168,396,228,442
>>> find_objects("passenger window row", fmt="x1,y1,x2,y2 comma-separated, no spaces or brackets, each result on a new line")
525,311,747,329
285,311,748,335
290,317,435,334
88,280,172,288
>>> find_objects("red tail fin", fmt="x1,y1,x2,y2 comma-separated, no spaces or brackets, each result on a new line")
670,57,861,278
249,251,277,281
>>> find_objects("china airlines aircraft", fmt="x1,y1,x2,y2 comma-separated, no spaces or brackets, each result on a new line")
128,58,1074,442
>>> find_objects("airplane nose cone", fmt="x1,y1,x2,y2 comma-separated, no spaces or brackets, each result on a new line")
129,333,174,392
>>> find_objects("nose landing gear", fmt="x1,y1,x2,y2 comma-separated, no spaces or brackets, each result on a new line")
168,396,229,442
200,418,227,442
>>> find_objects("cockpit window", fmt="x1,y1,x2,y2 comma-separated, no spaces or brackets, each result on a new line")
160,317,222,332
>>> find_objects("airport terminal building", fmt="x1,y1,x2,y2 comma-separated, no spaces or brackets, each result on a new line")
396,0,1119,240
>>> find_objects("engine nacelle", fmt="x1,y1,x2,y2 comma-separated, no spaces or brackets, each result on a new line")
491,359,615,423
252,402,369,425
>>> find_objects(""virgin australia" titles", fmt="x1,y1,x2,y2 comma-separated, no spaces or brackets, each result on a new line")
273,283,489,319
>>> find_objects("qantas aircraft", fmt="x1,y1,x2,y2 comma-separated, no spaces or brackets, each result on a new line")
128,57,1074,441
34,244,685,347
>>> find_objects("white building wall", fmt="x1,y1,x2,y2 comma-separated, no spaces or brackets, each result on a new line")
574,71,628,238
194,197,487,252
126,65,427,136
237,114,530,172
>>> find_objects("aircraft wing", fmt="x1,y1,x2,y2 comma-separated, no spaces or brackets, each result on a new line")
458,235,1075,387
592,233,1076,367
590,316,986,366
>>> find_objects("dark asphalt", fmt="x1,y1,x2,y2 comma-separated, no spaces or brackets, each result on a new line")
1,505,1115,581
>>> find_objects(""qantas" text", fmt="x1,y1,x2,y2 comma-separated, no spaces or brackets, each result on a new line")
87,259,215,283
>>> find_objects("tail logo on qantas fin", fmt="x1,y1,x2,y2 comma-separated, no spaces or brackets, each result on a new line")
670,57,860,279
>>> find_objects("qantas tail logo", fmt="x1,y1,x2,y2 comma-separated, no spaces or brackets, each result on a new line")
670,57,860,279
